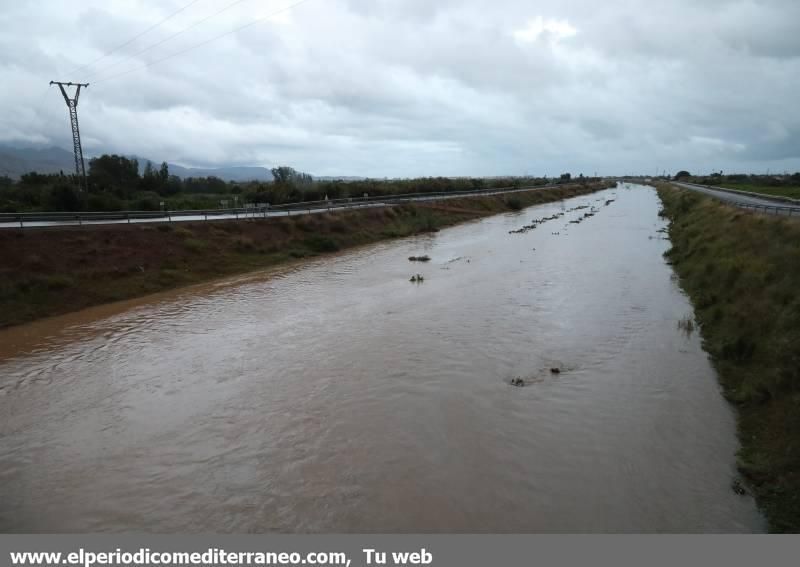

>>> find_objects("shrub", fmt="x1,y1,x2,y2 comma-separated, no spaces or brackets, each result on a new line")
174,226,194,238
303,235,339,253
234,236,256,251
43,275,75,290
184,238,207,253
506,197,523,211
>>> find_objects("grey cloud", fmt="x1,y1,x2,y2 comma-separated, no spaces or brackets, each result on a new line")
1,0,799,176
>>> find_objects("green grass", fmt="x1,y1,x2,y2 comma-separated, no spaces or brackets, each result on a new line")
183,238,207,253
657,184,800,532
173,226,194,238
716,184,800,200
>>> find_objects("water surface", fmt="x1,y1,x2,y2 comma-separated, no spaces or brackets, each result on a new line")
0,185,764,532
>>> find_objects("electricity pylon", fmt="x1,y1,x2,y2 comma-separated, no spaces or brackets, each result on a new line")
50,81,89,191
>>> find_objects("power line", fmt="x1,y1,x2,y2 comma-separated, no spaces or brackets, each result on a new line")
92,0,314,85
67,0,206,77
83,0,252,82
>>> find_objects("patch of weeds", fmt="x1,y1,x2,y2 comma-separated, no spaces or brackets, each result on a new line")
274,218,293,233
303,235,339,253
42,274,75,290
184,238,207,253
295,217,317,232
158,268,184,283
174,226,194,238
506,197,523,211
330,220,348,233
233,236,256,252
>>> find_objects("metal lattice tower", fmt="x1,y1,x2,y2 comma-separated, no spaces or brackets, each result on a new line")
50,81,89,191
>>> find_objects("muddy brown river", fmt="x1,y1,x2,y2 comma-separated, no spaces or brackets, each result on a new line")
0,184,764,532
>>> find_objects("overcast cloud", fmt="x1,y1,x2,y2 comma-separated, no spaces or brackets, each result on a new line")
1,0,799,176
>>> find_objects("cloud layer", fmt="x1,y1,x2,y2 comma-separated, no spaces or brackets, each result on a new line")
2,0,799,176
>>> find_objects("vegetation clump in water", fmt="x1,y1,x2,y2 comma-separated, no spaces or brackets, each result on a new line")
408,255,431,262
677,315,695,335
509,212,566,234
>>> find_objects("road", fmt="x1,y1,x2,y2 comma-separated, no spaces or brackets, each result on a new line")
673,182,800,216
0,183,604,229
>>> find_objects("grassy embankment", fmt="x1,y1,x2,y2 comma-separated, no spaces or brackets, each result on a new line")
0,184,607,328
657,184,800,532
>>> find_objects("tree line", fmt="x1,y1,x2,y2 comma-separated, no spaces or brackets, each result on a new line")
0,154,588,213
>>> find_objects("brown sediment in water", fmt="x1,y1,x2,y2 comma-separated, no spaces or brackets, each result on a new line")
0,184,764,532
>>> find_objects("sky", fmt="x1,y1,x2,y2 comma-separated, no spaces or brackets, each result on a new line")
1,0,799,177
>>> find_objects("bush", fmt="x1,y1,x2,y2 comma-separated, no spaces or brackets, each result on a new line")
184,238,207,253
303,235,339,253
506,197,523,210
48,184,84,212
43,275,75,290
87,193,124,211
233,236,256,251
173,227,194,238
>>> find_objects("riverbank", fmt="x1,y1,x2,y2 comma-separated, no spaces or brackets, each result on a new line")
0,184,608,328
657,184,800,532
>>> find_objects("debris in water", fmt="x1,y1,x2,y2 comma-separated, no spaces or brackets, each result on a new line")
509,212,565,234
408,255,431,262
550,367,561,374
409,274,425,283
510,377,525,387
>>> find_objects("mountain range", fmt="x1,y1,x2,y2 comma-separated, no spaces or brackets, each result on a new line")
0,146,76,178
0,145,275,182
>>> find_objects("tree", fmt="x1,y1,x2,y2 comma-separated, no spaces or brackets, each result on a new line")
271,166,313,186
20,172,54,186
140,160,160,193
163,175,182,196
271,166,298,186
88,155,140,198
49,183,83,211
674,170,691,180
159,162,169,183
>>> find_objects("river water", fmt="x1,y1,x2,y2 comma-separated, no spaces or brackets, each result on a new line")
0,184,764,532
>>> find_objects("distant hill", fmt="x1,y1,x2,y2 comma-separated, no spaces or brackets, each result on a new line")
315,176,367,181
0,145,76,178
145,162,274,182
0,145,275,182
0,145,361,183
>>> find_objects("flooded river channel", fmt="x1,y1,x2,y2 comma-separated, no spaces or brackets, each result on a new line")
0,184,764,532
